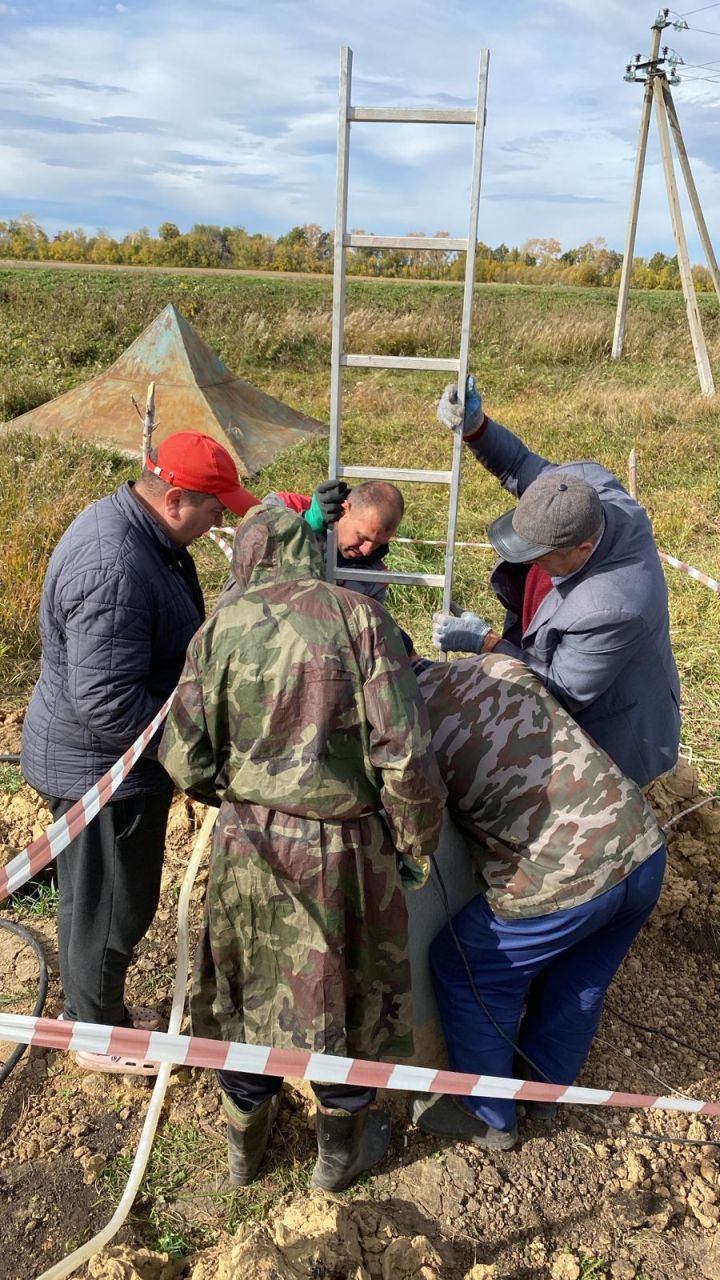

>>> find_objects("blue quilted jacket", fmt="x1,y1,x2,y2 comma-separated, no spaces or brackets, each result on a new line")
22,483,204,800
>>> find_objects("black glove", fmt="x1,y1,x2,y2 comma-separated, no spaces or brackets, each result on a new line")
306,478,350,531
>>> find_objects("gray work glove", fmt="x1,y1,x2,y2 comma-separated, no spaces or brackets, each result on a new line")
432,610,491,654
436,374,483,435
305,478,350,532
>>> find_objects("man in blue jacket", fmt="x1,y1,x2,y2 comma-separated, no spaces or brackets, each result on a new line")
433,379,680,789
21,431,257,1074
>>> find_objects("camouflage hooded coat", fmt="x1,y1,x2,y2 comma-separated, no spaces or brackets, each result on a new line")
159,505,446,1061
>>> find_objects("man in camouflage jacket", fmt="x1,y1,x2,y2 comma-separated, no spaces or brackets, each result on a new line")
413,653,666,1148
159,504,446,1188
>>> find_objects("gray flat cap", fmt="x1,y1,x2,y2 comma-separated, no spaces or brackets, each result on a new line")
488,472,603,564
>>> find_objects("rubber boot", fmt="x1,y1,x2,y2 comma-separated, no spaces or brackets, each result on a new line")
223,1092,279,1186
411,1094,517,1149
310,1105,391,1192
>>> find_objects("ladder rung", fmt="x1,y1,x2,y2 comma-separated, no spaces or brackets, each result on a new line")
341,355,460,372
349,107,476,124
340,466,452,484
345,234,467,252
339,568,446,588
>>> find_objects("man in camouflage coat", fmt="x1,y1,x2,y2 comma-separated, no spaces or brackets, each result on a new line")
412,653,666,1148
159,504,445,1190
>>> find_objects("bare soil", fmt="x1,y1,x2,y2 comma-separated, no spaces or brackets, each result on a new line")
1,708,719,1280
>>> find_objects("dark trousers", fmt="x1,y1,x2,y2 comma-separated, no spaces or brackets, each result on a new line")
45,791,171,1027
217,1068,376,1115
431,846,666,1131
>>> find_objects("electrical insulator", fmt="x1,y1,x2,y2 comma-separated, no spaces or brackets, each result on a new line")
672,17,688,30
624,66,638,82
667,51,683,67
669,68,681,84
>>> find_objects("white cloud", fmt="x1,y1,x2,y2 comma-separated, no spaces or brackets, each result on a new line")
0,0,717,256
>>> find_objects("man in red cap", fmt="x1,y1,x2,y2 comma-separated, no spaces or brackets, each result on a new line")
22,432,257,1074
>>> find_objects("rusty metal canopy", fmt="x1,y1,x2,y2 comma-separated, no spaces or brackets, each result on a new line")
3,303,326,476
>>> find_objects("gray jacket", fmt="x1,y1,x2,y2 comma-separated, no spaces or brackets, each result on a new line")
468,418,681,787
22,483,204,801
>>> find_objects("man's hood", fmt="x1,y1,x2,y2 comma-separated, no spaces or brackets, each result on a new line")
231,504,325,590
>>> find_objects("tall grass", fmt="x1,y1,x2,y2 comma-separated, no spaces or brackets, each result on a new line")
1,267,719,785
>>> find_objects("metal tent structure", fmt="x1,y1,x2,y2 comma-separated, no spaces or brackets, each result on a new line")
3,302,326,476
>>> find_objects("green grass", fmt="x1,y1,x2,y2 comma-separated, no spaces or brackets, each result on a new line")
1,265,719,787
99,1123,219,1256
98,1117,314,1254
0,763,24,795
9,880,59,915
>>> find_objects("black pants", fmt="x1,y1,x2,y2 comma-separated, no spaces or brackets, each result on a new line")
217,1068,376,1115
45,791,171,1027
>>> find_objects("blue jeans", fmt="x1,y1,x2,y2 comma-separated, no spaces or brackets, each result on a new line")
430,846,666,1131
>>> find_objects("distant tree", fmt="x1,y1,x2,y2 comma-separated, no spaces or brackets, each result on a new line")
158,222,181,240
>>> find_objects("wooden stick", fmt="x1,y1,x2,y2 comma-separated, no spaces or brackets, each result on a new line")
612,23,663,360
653,78,715,397
628,447,638,499
141,381,156,466
661,80,720,306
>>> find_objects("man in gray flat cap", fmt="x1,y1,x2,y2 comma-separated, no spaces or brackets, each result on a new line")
433,378,680,788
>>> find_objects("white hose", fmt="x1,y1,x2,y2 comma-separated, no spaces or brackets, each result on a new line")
36,807,217,1280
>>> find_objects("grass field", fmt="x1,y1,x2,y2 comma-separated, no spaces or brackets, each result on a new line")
1,265,719,786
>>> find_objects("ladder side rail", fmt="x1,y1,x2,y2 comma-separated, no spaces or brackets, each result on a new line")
327,46,354,582
442,49,490,615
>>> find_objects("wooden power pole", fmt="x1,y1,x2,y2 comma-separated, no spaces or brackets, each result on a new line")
612,9,717,397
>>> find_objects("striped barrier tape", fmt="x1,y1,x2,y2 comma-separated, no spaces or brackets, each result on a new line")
658,551,720,596
0,697,172,903
216,527,720,593
206,527,235,561
1,1013,719,1117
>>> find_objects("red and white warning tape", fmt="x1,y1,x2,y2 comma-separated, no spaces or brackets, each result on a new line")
206,527,234,561
0,697,172,903
215,526,720,594
658,551,720,596
1,1013,718,1117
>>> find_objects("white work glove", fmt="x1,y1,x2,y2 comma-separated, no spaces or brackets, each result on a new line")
436,374,483,436
432,610,491,654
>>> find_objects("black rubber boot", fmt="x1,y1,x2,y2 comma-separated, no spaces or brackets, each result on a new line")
412,1094,517,1149
310,1105,391,1192
223,1092,279,1186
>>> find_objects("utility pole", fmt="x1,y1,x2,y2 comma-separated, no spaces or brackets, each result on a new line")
612,9,716,396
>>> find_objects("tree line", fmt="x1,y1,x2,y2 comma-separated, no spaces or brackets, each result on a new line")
0,215,715,292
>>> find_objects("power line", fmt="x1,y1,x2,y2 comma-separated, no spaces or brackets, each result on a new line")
686,24,720,33
675,1,720,15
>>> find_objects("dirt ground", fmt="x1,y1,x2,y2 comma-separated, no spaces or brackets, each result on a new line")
1,700,720,1280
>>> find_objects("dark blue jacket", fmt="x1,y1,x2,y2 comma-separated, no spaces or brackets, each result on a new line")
22,483,204,800
468,419,681,788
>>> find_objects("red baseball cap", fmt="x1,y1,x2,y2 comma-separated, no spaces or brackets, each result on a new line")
146,432,261,517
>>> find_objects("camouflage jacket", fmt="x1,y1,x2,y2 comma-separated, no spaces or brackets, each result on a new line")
160,505,446,863
418,654,663,918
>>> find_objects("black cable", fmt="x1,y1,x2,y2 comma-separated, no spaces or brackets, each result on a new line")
429,855,554,1085
0,915,49,1087
0,754,21,764
605,1000,720,1068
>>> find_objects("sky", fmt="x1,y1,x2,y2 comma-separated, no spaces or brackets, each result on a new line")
1,0,719,258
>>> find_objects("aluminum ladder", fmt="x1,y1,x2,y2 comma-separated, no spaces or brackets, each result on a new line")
326,45,490,611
